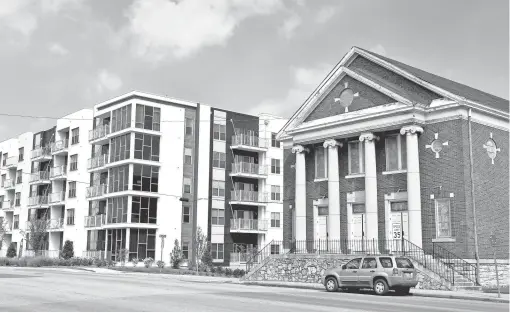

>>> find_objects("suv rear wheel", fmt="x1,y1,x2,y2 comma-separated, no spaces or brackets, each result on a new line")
373,279,389,295
325,277,338,292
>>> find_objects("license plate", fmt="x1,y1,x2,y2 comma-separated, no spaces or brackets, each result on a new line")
404,273,413,279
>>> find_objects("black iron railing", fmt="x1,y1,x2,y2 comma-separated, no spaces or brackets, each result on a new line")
432,242,478,284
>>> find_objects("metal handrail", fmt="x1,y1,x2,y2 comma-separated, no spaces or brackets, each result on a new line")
89,124,110,141
246,240,274,272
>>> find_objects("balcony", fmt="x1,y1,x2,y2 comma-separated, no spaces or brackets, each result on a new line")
231,134,268,152
89,124,110,144
84,214,106,227
51,139,69,155
48,218,64,230
87,154,109,172
3,222,12,232
49,191,65,205
29,171,50,184
230,162,268,179
230,252,252,263
230,219,268,233
49,165,67,180
4,156,18,169
28,195,49,208
230,190,268,206
86,184,107,199
31,146,52,160
3,179,15,190
1,200,14,211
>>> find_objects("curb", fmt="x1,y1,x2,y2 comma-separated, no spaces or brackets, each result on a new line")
240,281,510,303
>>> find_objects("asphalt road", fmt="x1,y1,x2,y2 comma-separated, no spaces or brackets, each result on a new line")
0,267,508,312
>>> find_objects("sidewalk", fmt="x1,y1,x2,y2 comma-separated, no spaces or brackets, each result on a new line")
240,280,510,303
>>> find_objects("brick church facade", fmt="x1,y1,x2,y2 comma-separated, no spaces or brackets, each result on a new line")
277,47,509,260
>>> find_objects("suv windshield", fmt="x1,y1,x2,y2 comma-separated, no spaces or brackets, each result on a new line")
345,258,361,269
395,257,414,268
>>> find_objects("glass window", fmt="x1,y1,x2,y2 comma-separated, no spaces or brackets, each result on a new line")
385,134,407,171
182,205,190,223
212,181,225,197
184,148,192,165
71,128,79,145
212,152,226,169
183,177,191,194
15,192,21,206
211,243,224,260
111,104,132,133
271,133,279,148
395,258,414,269
132,196,157,224
379,257,393,268
185,118,193,135
132,164,159,193
110,134,131,163
348,141,365,174
270,185,281,201
271,159,281,174
18,147,24,162
16,170,22,183
13,215,19,229
271,212,281,227
211,208,224,225
271,244,280,254
129,228,156,260
315,146,328,179
66,209,75,225
1,174,4,187
362,258,377,269
345,258,362,269
134,133,160,161
213,124,226,140
108,165,130,193
68,181,76,198
435,199,452,238
135,104,161,131
70,154,78,171
107,196,128,223
182,242,189,259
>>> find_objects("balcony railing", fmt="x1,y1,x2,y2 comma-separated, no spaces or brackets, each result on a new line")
5,156,17,168
3,179,15,189
87,154,109,170
231,134,268,149
49,191,65,203
29,171,50,183
230,190,268,203
47,218,64,229
86,184,107,198
1,201,14,210
50,165,67,179
230,219,268,232
31,146,52,159
28,195,48,207
51,139,69,154
230,252,256,263
231,162,268,176
89,124,110,142
3,223,12,231
84,214,106,227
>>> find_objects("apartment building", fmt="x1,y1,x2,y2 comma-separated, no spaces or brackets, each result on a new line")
0,91,286,267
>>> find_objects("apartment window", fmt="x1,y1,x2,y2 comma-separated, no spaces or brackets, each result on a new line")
15,192,21,206
315,147,328,179
13,215,19,229
134,133,160,161
213,123,226,141
385,134,407,171
212,152,226,169
185,118,194,135
182,242,189,259
132,164,159,193
68,181,76,198
111,104,132,133
1,174,5,187
132,196,158,224
348,141,365,175
271,133,279,148
182,206,190,223
107,196,128,223
135,104,161,131
271,212,281,227
211,208,225,225
71,128,79,145
66,209,75,225
435,199,452,238
16,170,22,184
184,148,192,165
211,243,224,260
70,154,78,171
129,228,156,260
270,244,280,255
212,180,225,197
2,153,6,166
183,177,191,194
271,159,281,174
18,147,24,162
110,134,131,163
271,185,281,201
108,165,129,193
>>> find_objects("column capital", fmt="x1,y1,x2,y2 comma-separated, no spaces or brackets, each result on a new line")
323,139,343,149
359,132,379,142
291,145,309,154
400,125,424,135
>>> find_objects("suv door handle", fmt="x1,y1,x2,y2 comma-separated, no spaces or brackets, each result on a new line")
352,271,357,273
370,270,375,273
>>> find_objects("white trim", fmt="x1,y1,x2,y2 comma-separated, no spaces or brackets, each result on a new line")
434,198,453,239
314,178,328,182
382,169,407,175
385,134,406,172
314,146,328,180
347,140,365,176
432,238,456,243
345,173,365,179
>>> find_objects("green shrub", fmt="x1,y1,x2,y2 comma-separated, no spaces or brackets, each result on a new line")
216,266,224,274
0,257,8,266
170,239,183,269
157,260,165,269
131,258,139,267
6,243,17,258
60,240,74,260
143,257,154,268
201,243,213,268
225,268,232,276
232,268,241,277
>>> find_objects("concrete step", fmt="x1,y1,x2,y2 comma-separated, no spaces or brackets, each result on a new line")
454,281,475,287
456,286,483,291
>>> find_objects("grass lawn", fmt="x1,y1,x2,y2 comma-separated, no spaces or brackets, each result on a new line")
110,266,243,278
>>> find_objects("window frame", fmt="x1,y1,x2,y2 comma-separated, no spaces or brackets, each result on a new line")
182,205,190,223
134,133,160,162
212,180,225,197
211,208,225,225
13,214,19,229
385,134,407,171
182,242,189,259
183,177,191,194
18,147,24,162
132,164,159,193
211,243,224,260
15,192,21,206
270,212,281,228
70,154,78,171
184,148,193,165
185,118,194,135
213,123,226,141
270,185,281,201
212,151,226,169
68,181,77,198
314,146,328,179
348,141,365,175
270,159,281,174
271,133,279,148
135,104,161,131
434,198,452,239
66,209,75,225
16,170,22,184
71,127,79,145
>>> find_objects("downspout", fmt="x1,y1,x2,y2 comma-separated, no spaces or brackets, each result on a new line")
467,108,480,285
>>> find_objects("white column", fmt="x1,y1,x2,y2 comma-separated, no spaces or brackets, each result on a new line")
359,133,379,244
292,145,309,242
323,139,342,241
400,125,424,248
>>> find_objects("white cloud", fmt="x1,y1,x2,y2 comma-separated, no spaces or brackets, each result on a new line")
96,70,122,93
315,6,337,24
278,13,301,39
369,44,387,56
48,42,69,55
248,63,331,117
124,0,286,62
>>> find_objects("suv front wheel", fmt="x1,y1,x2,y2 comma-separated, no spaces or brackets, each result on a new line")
325,277,338,292
373,279,389,295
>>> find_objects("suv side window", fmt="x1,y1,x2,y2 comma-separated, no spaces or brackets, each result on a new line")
395,257,414,268
345,258,362,269
379,257,393,268
362,258,377,269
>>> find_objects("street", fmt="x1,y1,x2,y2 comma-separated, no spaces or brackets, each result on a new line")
0,267,507,312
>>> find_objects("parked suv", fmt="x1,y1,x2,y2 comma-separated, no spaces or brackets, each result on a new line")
322,255,418,295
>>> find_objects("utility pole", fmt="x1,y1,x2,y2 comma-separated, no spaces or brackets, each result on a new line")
490,234,501,298
467,109,480,285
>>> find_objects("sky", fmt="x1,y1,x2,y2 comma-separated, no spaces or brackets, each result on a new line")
0,0,508,141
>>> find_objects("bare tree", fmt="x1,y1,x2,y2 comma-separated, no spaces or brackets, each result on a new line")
27,210,49,256
192,226,208,270
0,218,7,251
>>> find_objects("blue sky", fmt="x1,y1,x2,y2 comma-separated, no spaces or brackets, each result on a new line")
0,0,508,141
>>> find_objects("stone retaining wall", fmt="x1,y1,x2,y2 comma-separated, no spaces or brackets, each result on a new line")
479,262,510,288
